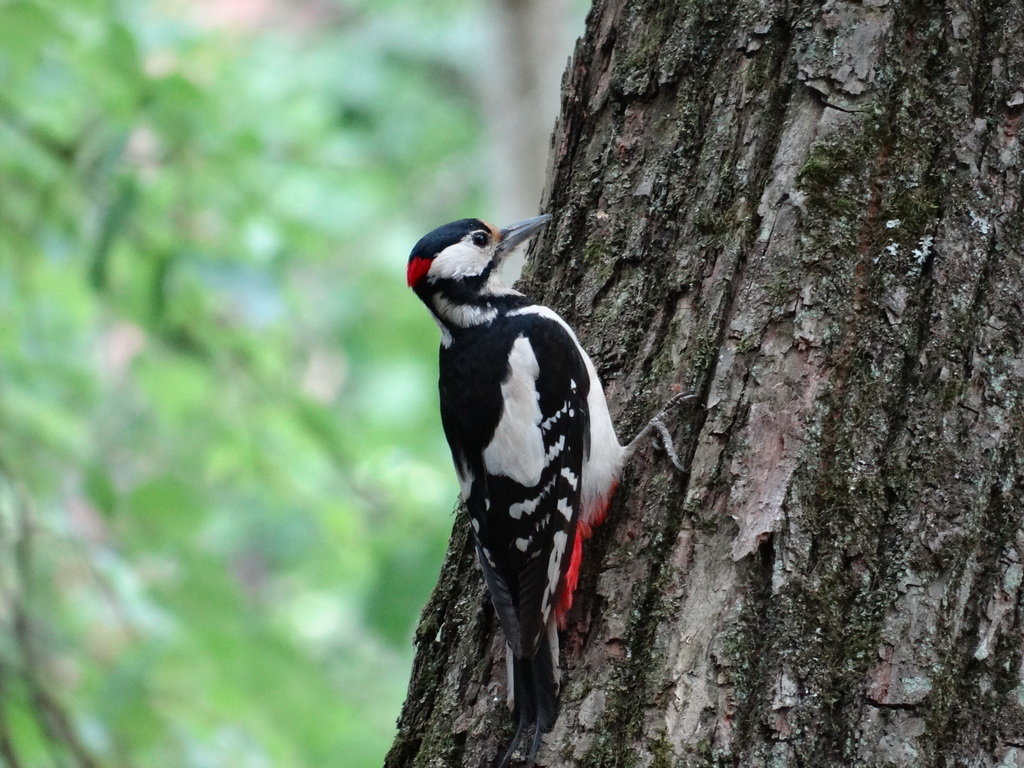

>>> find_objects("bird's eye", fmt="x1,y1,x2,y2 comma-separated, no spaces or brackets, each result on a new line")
471,231,489,247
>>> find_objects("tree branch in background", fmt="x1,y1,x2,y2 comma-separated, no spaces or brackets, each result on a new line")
0,478,99,768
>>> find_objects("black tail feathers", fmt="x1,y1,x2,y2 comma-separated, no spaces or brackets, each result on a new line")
494,639,558,767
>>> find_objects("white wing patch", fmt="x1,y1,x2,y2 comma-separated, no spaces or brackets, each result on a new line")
483,335,545,487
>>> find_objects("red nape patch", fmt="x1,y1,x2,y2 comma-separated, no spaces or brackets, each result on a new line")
406,256,432,287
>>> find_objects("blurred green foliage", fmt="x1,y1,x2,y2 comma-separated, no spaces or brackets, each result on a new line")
0,0,495,764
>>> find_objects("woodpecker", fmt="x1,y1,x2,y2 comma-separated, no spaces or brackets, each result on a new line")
407,215,687,767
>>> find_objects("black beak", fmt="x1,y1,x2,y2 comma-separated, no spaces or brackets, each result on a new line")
496,214,552,256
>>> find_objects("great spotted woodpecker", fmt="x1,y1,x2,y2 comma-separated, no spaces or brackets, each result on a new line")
407,215,687,766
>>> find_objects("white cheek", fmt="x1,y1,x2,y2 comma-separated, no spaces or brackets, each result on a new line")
428,241,492,280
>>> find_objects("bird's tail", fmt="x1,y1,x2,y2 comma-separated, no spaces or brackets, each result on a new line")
496,623,559,768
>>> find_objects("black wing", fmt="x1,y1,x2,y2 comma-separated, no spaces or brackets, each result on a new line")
439,312,590,658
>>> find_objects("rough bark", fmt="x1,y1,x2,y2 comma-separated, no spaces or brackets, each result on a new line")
387,1,1024,766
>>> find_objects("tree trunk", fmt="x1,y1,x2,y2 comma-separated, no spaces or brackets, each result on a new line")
387,1,1024,766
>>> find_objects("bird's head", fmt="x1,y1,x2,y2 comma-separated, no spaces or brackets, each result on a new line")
406,214,551,292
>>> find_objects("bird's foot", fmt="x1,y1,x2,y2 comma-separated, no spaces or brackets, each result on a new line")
623,391,698,470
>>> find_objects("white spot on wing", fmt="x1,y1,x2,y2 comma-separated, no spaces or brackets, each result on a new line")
508,501,529,520
560,466,578,489
509,304,627,524
545,531,568,606
483,335,545,487
541,401,569,431
515,537,530,552
545,435,565,462
509,476,555,519
556,497,573,520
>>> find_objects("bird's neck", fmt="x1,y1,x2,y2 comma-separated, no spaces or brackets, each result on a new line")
416,275,528,339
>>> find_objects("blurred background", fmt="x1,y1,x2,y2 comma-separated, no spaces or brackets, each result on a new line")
0,0,583,765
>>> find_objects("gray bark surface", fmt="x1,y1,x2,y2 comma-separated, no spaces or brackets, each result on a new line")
387,1,1024,766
